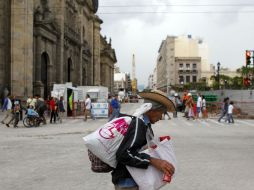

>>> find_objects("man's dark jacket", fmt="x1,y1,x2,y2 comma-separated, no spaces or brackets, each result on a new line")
111,117,153,184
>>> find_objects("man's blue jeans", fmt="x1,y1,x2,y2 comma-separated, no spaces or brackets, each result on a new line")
108,108,120,121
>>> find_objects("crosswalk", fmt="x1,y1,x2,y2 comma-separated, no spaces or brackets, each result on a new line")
171,117,253,127
62,116,253,128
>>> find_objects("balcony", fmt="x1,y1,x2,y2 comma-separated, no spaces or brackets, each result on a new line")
178,69,198,74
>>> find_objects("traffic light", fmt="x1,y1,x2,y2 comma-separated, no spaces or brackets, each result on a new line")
246,50,251,66
243,77,251,87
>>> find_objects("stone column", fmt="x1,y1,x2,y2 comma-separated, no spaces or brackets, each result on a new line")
33,35,44,96
10,0,33,97
35,36,41,82
55,0,65,83
93,16,102,86
0,1,11,93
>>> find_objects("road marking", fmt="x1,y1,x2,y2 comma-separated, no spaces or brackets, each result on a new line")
207,119,224,127
197,119,209,127
181,119,194,127
236,120,253,126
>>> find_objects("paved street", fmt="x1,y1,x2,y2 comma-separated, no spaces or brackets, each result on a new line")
0,103,254,190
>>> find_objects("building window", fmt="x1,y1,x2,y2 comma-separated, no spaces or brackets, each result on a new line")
193,63,197,69
186,76,190,83
193,76,197,82
186,64,190,69
179,76,184,83
179,63,183,69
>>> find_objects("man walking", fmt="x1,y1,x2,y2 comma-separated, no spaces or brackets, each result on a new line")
1,94,12,126
196,93,202,119
111,90,175,189
218,97,229,122
84,94,94,121
108,94,120,122
57,96,65,123
5,96,21,128
35,95,47,124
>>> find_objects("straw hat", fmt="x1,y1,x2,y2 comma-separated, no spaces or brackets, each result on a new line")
139,90,176,112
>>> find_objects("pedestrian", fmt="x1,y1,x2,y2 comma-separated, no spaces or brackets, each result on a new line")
29,96,37,109
1,94,12,126
174,93,183,112
111,90,176,190
35,95,47,124
49,97,57,123
226,101,234,124
196,93,202,119
57,96,65,123
186,93,195,120
201,95,208,119
5,96,20,128
84,94,94,121
26,96,33,108
108,94,120,122
218,97,229,122
182,91,188,115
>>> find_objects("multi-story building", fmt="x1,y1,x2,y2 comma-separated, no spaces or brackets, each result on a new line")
0,0,116,99
152,67,157,89
148,74,154,89
148,67,157,90
114,72,130,94
156,35,210,92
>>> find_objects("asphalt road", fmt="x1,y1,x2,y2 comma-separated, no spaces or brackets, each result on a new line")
0,103,254,190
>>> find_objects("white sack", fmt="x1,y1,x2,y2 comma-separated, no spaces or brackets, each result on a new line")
127,139,177,190
83,117,132,168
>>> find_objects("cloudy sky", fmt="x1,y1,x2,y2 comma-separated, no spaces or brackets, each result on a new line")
97,0,254,86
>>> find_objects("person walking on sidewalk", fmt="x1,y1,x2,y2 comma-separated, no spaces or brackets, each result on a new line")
226,101,234,124
218,97,229,122
35,95,47,124
5,96,21,128
111,90,176,190
196,93,202,119
201,95,208,119
57,96,65,123
108,94,120,122
84,94,94,121
49,97,57,123
1,94,12,126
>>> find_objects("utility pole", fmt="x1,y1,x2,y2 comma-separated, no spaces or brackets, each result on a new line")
217,62,221,90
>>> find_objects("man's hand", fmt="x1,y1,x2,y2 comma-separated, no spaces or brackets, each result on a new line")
150,157,175,176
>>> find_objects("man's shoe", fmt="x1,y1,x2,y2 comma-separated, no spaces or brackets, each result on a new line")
6,124,10,127
1,121,5,124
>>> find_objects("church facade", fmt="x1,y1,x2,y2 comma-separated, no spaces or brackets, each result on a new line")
0,0,116,99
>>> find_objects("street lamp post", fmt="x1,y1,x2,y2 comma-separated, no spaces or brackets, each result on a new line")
217,62,221,89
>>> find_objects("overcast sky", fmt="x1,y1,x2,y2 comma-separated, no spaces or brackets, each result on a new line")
97,0,254,86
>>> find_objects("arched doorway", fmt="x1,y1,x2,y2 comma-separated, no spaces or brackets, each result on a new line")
41,52,49,99
67,58,72,82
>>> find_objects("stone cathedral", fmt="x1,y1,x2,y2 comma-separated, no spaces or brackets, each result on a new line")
0,0,116,99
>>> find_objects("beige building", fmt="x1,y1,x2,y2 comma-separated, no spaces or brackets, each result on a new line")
148,67,157,89
114,72,128,94
156,35,210,92
0,0,116,99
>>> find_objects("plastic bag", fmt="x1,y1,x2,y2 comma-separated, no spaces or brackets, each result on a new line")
83,116,132,168
127,138,177,190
